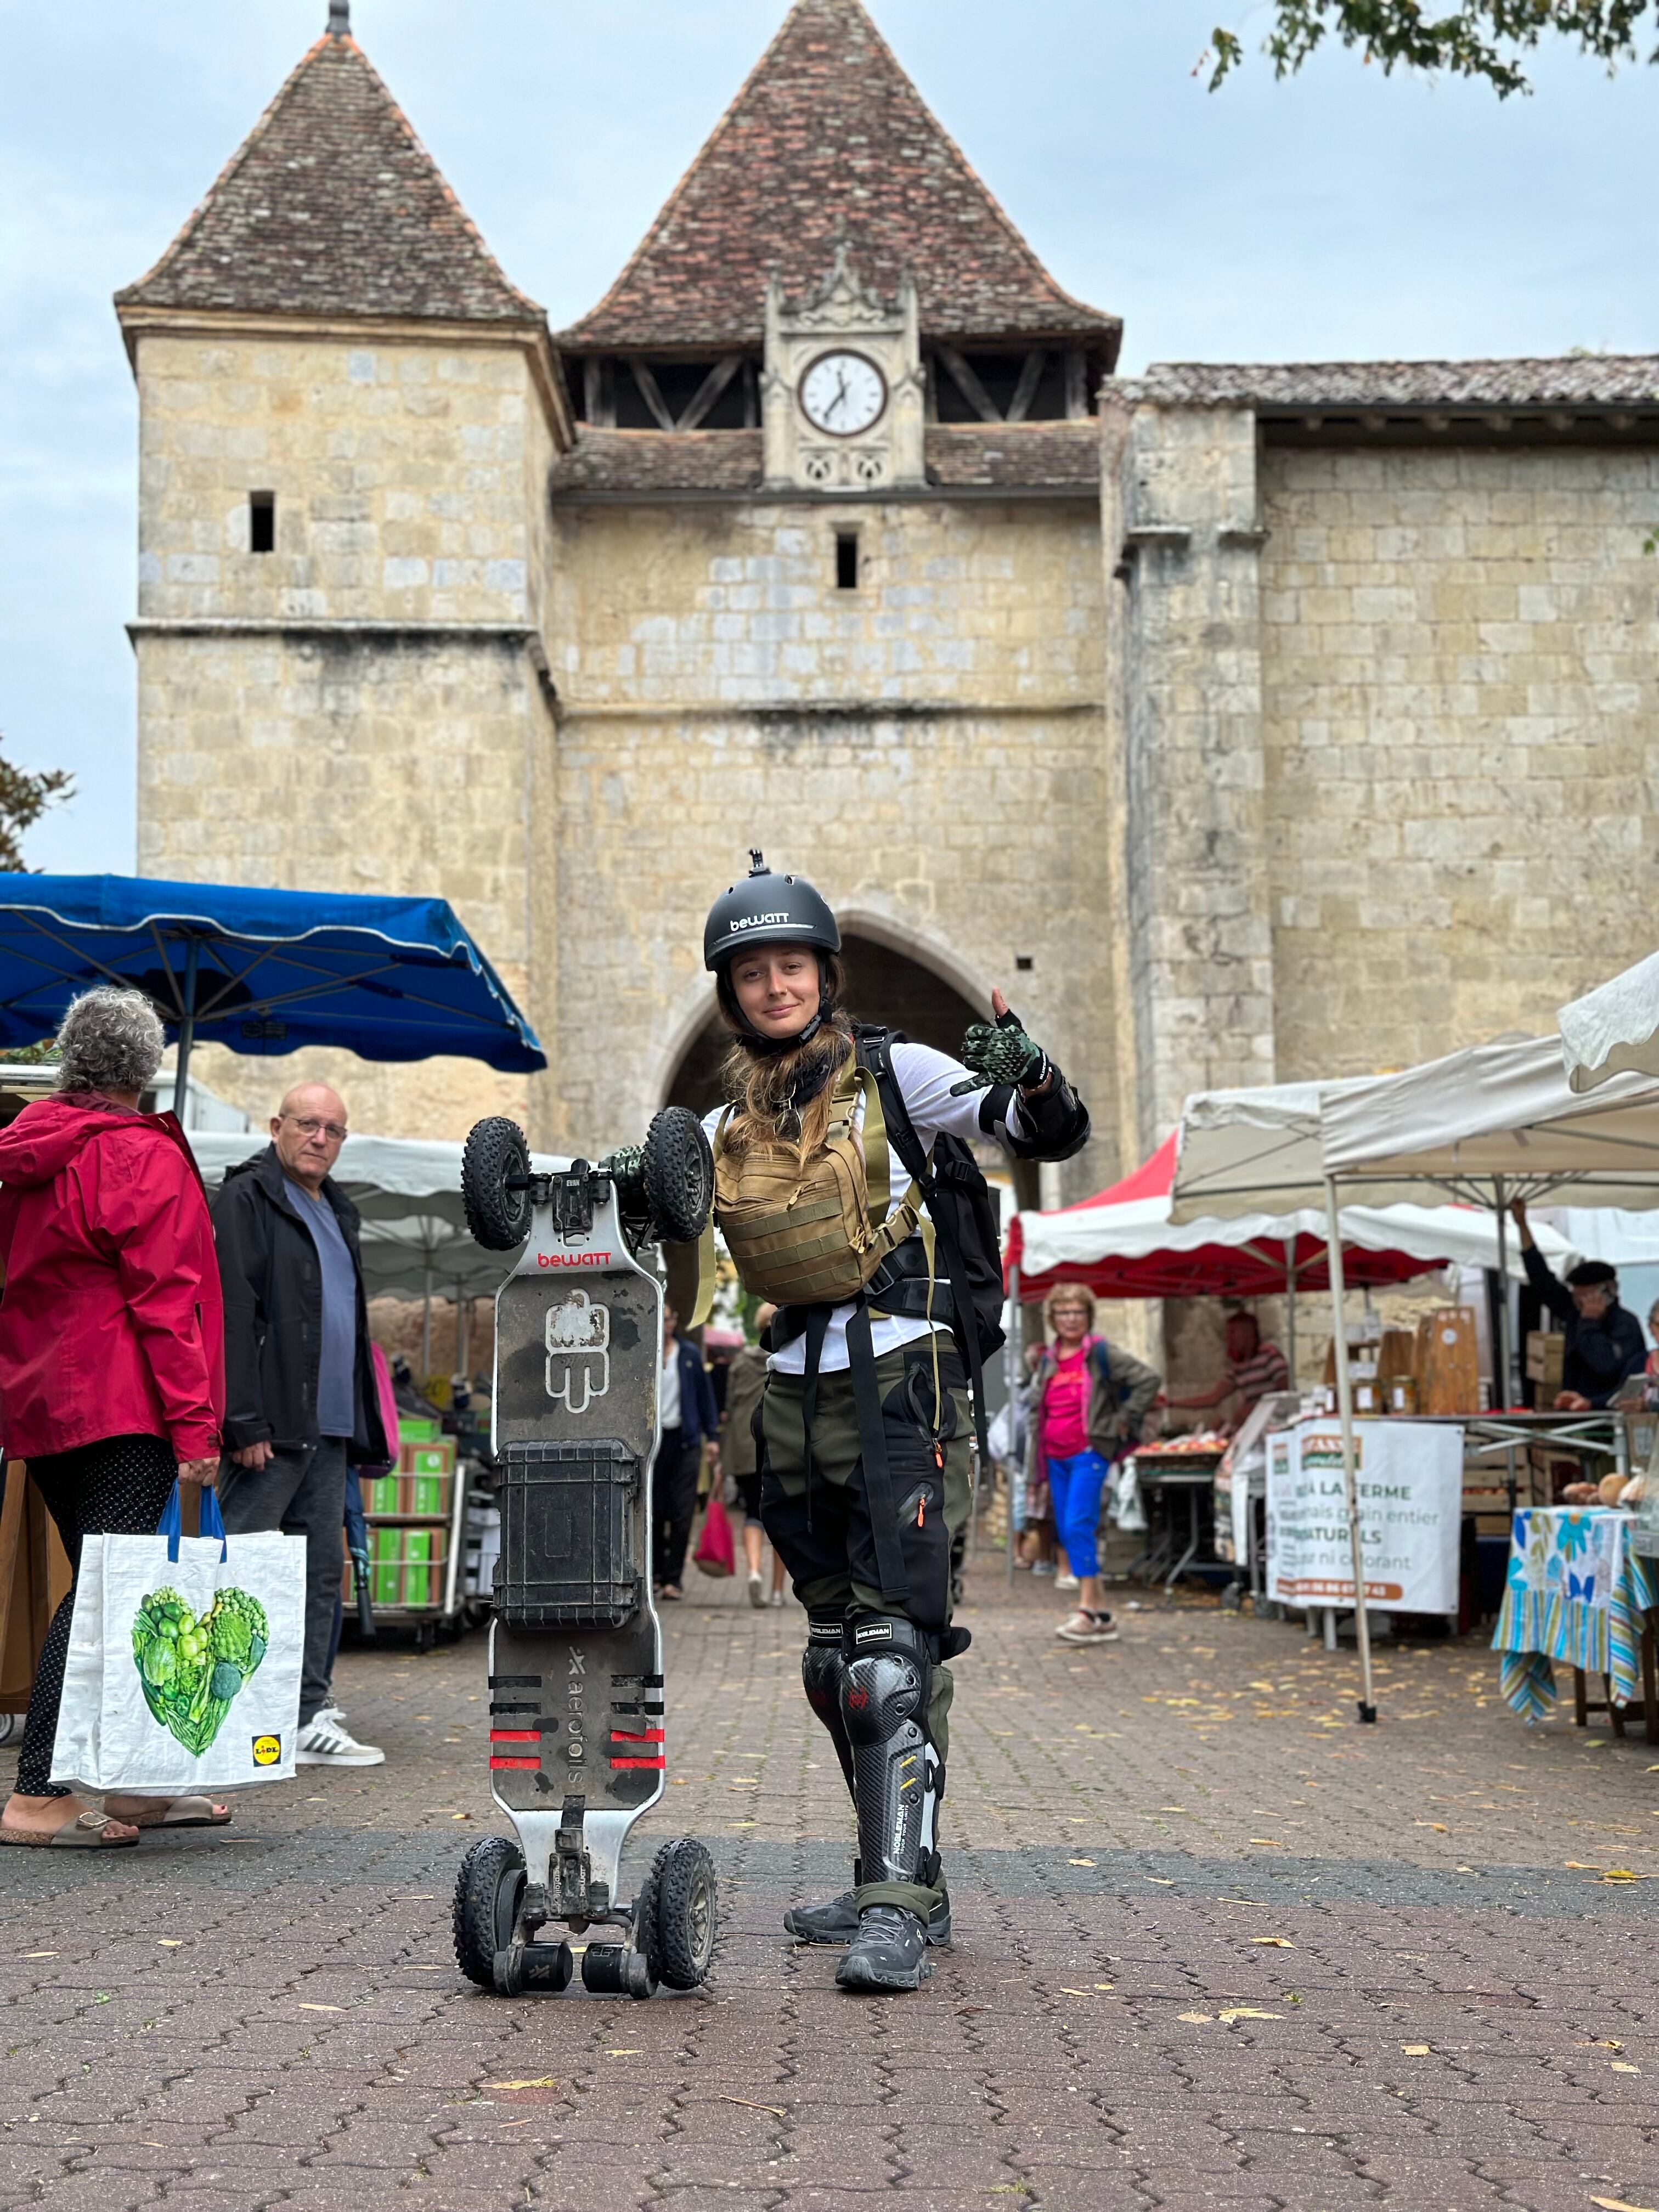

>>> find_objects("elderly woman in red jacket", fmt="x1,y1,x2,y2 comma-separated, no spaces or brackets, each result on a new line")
0,988,227,1849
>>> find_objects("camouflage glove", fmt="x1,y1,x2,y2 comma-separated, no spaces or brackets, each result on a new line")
598,1144,645,1184
950,1006,1051,1096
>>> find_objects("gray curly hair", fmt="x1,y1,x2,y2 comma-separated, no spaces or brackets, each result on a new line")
55,986,167,1097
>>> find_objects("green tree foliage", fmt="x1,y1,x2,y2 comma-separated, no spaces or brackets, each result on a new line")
0,736,72,872
1205,3,1658,95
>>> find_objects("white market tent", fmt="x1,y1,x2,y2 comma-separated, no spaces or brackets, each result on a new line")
189,1131,566,1368
1559,949,1659,1096
1168,1047,1659,1724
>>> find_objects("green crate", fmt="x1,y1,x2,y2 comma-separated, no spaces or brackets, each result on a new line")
398,1415,441,1443
402,1563,432,1605
371,1525,403,1562
372,1562,402,1607
403,1443,454,1476
410,1475,446,1517
362,1475,399,1516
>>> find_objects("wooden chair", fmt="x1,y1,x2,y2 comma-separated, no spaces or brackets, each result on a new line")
1571,1610,1659,1744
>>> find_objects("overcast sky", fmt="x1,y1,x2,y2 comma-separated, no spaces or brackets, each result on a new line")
0,0,1651,876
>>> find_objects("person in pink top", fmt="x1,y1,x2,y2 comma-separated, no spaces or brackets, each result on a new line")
1024,1283,1161,1645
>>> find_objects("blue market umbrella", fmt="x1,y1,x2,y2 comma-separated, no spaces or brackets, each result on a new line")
0,873,545,1108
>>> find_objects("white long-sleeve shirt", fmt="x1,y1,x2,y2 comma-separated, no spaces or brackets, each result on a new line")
703,1040,1022,1375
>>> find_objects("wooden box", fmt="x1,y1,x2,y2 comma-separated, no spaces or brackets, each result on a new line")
1416,1306,1481,1415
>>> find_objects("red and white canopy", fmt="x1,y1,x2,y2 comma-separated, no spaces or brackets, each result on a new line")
1006,1133,1575,1304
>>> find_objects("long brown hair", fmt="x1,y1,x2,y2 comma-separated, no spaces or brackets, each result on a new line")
716,953,851,1161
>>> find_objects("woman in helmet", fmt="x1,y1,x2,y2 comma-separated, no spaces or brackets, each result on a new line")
699,853,1090,1994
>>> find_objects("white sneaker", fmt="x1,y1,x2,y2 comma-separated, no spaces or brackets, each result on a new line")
296,1717,385,1767
747,1570,765,1609
1055,1573,1080,1593
768,1587,785,1608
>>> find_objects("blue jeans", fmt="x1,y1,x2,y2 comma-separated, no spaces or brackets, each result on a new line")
1047,1450,1111,1580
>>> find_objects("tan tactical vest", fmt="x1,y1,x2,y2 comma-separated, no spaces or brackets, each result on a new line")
713,1053,922,1307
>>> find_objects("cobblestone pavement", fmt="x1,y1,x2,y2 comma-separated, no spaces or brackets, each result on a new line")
5,1562,1659,2212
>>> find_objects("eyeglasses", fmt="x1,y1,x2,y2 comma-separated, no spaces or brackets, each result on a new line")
284,1114,347,1143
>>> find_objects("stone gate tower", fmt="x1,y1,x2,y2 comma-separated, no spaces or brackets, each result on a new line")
121,0,1123,1180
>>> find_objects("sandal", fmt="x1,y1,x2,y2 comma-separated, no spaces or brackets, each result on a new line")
0,1809,139,1849
103,1795,232,1829
1056,1608,1120,1646
659,1583,684,1602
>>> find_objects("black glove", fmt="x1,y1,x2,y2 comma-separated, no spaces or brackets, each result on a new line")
950,1006,1051,1096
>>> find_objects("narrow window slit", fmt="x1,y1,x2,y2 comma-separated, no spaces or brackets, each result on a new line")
250,491,275,554
835,531,859,591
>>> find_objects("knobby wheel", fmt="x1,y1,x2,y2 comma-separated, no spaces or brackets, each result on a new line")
648,1837,718,1990
453,1833,525,1990
461,1116,533,1251
641,1109,714,1248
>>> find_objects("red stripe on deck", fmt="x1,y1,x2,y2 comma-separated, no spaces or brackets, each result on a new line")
489,1756,540,1770
489,1729,541,1742
610,1728,665,1743
610,1756,666,1770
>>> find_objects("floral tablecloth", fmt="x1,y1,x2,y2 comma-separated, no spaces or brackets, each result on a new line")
1493,1506,1659,1719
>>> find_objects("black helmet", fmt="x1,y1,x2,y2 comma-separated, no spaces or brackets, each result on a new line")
703,851,841,971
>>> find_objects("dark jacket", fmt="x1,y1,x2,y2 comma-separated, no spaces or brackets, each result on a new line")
212,1144,388,1463
665,1335,719,1451
1521,1244,1646,1408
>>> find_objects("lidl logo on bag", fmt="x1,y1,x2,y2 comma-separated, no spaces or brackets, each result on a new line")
252,1734,282,1767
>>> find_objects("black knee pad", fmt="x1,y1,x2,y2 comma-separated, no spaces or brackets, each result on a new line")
802,1611,855,1798
840,1614,936,1739
838,1615,943,1892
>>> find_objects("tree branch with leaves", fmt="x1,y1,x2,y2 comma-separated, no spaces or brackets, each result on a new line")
1205,3,1658,95
0,737,73,873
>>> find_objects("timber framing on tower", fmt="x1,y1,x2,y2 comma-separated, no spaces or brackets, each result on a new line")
555,0,1117,492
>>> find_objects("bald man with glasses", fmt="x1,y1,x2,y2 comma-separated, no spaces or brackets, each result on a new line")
213,1082,390,1767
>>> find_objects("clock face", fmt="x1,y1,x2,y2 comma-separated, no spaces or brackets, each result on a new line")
798,350,887,438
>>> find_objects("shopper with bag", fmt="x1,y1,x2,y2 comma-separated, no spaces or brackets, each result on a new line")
0,988,228,1849
651,1302,719,1601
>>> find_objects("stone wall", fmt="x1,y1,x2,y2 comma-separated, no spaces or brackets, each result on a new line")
1259,442,1659,1079
131,327,562,1139
541,495,1113,1171
135,626,550,1139
133,331,551,625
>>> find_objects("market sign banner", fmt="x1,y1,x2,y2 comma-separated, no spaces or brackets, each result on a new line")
1266,1417,1462,1615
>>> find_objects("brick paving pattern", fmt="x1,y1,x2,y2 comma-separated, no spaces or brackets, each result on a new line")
5,1564,1659,2211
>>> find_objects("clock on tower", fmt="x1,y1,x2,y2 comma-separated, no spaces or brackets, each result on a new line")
762,247,926,492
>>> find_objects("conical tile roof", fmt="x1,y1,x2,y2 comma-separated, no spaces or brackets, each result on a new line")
117,22,543,325
562,0,1116,353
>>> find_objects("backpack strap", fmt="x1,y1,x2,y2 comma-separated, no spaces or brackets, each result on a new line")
857,1026,991,1479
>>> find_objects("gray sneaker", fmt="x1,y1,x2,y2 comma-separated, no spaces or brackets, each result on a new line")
836,1905,932,1993
295,1717,385,1767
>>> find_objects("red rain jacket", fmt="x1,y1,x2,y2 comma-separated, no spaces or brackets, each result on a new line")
0,1092,224,1462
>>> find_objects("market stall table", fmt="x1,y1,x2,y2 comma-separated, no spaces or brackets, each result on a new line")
1493,1505,1659,1738
1125,1439,1228,1596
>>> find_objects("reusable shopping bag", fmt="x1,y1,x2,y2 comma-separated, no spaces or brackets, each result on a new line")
692,1494,736,1578
51,1481,304,1793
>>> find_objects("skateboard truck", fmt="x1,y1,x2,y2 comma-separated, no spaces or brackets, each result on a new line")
450,1111,718,2000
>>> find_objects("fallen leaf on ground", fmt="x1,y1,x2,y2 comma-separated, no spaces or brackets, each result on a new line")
157,1940,183,1949
482,2078,558,2092
1177,2011,1214,2023
1416,1821,1449,1832
1067,1858,1095,1867
719,2095,787,2118
1400,2044,1431,2055
1611,2061,1641,2074
451,1812,472,1821
20,1953,56,1959
297,2003,341,2013
606,2049,641,2057
1602,1869,1644,1882
1565,1861,1604,1870
1578,2039,1624,2050
1094,1983,1115,1990
1146,1876,1175,1886
1218,2007,1281,2022
1248,1838,1285,1848
1589,2196,1657,2211
1249,1936,1295,1948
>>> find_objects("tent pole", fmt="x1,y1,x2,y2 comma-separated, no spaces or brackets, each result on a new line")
1006,1266,1021,1587
1324,1174,1377,1724
1494,1174,1511,1410
422,1262,433,1380
1284,1242,1298,1378
171,938,200,1119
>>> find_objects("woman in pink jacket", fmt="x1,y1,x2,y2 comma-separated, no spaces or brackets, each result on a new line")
0,989,227,1848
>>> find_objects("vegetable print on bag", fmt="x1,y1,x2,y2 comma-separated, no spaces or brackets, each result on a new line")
51,1481,304,1794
